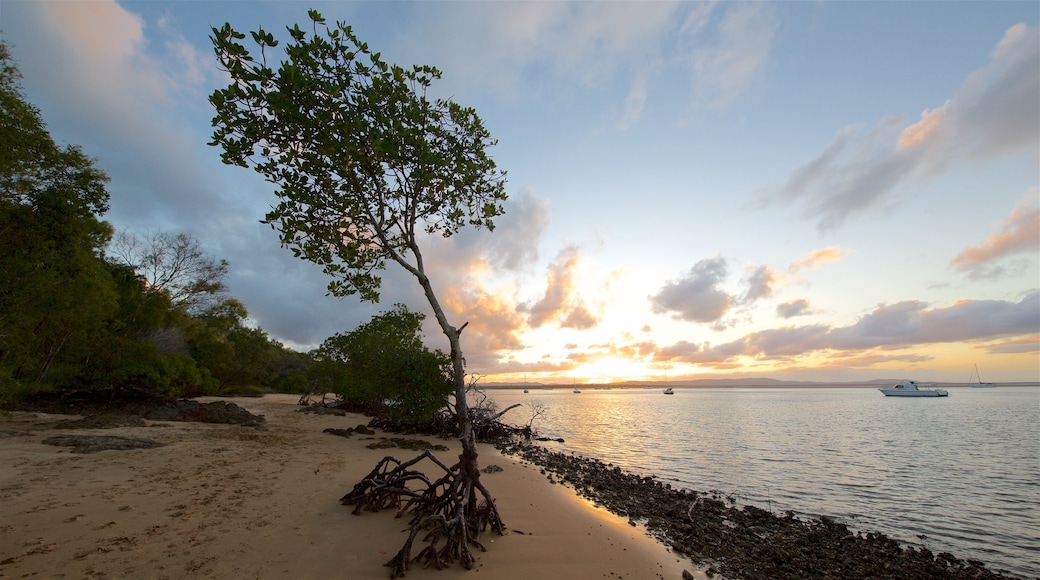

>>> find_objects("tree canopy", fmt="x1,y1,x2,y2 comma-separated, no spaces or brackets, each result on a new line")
210,13,510,575
210,11,507,305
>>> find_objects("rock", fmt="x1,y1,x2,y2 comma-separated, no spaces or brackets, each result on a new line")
144,401,265,426
52,415,147,429
365,437,448,452
41,435,164,453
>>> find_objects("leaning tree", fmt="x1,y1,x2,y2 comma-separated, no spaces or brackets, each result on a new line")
209,10,508,577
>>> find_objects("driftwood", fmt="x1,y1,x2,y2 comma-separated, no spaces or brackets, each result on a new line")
340,443,506,578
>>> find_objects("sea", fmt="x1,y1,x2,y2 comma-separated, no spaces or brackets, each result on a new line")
486,385,1040,578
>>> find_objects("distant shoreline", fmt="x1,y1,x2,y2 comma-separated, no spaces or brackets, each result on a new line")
482,382,1040,389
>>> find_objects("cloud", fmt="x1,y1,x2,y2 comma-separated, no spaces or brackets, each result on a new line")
483,189,551,272
778,24,1039,230
827,301,928,349
651,291,1039,365
820,292,1038,352
950,189,1040,279
655,338,748,366
408,2,675,104
683,2,781,110
984,335,1040,355
898,24,1040,164
408,1,778,126
649,257,733,323
740,265,776,304
3,1,257,230
789,246,849,274
443,287,527,370
779,118,920,230
776,299,812,319
518,245,600,330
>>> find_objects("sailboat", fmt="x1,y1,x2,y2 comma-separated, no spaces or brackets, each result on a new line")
969,364,994,388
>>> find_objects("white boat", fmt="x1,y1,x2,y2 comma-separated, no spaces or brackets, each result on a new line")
572,388,581,393
663,388,674,395
969,364,993,388
878,380,949,397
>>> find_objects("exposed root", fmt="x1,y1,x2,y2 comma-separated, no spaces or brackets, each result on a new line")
341,442,505,578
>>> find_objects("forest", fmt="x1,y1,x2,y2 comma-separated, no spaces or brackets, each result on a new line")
0,41,448,423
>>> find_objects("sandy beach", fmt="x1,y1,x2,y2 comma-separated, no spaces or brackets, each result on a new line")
0,394,700,579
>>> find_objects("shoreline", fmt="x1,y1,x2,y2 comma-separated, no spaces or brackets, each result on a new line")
500,443,1025,580
0,394,699,579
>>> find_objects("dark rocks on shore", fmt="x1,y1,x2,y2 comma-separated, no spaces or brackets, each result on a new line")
500,442,1017,580
51,415,148,429
41,434,165,453
3,387,266,427
322,424,377,439
365,437,449,452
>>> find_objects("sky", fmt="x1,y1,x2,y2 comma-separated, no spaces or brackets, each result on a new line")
1,1,1038,384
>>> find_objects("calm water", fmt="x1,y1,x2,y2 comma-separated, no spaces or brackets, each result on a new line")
488,386,1040,578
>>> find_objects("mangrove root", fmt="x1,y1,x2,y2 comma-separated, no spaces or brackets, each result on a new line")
340,444,505,578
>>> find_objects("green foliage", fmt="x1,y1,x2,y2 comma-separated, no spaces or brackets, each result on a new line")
0,41,117,393
313,305,453,422
0,41,313,403
209,12,507,303
0,43,312,405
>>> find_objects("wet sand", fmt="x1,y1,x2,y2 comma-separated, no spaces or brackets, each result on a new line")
0,394,701,579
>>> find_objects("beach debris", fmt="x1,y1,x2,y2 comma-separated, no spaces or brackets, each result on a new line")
41,434,165,453
481,464,504,474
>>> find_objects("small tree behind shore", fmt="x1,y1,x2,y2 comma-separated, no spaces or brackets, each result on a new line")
210,10,508,576
313,304,454,423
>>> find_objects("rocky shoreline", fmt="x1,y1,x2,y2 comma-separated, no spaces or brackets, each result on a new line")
499,442,1021,580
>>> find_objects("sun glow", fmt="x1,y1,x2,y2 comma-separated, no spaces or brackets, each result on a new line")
572,356,650,383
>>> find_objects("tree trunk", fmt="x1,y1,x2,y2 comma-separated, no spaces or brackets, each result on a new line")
340,255,505,578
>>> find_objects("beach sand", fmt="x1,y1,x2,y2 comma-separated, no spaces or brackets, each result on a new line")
0,394,702,579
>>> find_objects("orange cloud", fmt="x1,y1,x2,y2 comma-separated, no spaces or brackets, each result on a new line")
443,287,526,368
788,246,849,274
897,103,949,150
951,192,1040,269
520,245,601,330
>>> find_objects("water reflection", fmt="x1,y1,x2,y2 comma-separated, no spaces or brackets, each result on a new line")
490,386,1040,577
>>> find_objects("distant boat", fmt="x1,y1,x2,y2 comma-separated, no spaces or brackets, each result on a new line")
663,388,674,395
523,389,529,393
878,380,949,397
572,388,581,393
969,364,994,388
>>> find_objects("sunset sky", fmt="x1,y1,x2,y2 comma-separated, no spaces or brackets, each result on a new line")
2,1,1037,384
